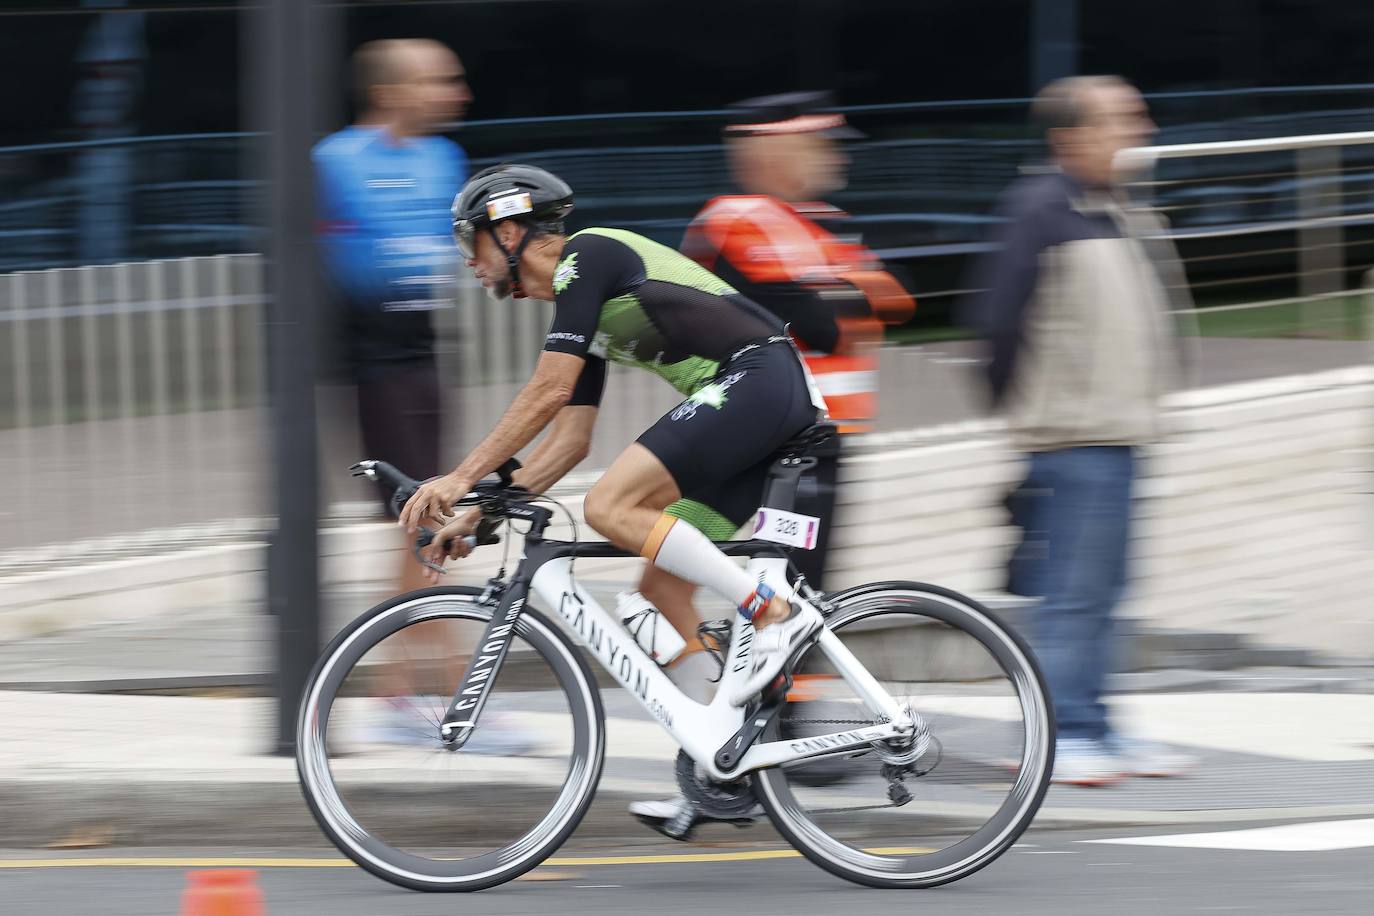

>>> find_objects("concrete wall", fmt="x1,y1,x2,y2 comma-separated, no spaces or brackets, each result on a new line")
2,367,1370,658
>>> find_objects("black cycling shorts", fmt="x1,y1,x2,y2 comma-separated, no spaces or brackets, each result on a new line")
638,339,822,538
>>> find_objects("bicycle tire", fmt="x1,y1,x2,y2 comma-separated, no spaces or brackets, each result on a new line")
754,580,1054,889
296,586,605,891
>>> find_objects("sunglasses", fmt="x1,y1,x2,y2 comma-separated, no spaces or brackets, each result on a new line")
453,219,478,259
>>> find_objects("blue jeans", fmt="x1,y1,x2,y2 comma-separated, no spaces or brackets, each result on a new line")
1008,447,1135,741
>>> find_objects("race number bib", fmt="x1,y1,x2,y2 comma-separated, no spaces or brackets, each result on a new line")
752,508,821,550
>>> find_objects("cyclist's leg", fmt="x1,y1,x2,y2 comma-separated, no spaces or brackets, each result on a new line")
586,415,792,624
635,498,743,643
584,343,819,640
637,566,700,647
586,445,777,619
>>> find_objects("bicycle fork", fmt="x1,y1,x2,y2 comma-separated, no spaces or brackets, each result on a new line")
438,568,529,746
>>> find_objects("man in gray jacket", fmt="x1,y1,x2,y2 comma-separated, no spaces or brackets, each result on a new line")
966,76,1193,785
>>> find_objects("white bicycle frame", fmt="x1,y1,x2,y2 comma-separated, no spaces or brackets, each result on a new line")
530,553,914,783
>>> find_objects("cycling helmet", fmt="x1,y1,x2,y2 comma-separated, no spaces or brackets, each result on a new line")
452,164,574,297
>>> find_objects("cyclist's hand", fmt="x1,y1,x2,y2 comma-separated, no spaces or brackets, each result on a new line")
399,471,473,533
419,509,480,584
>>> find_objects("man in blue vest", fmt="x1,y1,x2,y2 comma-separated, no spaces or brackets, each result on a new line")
317,40,533,753
315,38,470,597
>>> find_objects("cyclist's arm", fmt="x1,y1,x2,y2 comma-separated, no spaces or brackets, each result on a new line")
443,236,622,488
513,352,604,492
512,404,598,494
446,350,585,487
508,351,603,492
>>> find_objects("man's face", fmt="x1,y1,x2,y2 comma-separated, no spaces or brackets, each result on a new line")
735,131,849,201
466,225,515,300
790,131,848,198
1056,83,1156,185
396,44,472,132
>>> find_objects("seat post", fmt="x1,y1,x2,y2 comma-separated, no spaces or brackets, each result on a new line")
760,422,837,512
761,455,818,512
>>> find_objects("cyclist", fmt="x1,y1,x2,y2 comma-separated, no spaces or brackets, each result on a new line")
398,163,828,718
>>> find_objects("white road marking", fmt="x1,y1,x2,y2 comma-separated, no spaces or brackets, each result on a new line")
1084,818,1374,852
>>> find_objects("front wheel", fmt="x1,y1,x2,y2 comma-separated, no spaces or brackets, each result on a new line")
755,581,1054,888
296,587,605,891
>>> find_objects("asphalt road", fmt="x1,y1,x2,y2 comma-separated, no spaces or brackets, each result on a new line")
4,818,1371,916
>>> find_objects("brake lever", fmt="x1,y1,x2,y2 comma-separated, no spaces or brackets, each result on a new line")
411,528,447,576
411,518,502,575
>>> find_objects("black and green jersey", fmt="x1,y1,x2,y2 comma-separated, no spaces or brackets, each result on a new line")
541,228,783,406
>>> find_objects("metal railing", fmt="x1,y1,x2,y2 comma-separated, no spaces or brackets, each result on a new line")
3,129,1374,556
12,86,1374,271
1121,130,1374,344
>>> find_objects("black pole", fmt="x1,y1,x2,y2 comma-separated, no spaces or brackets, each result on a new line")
253,0,325,756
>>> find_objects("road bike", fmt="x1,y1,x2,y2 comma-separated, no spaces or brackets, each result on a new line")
296,426,1054,890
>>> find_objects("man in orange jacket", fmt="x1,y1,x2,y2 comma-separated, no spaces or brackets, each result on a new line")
682,91,915,587
627,93,915,834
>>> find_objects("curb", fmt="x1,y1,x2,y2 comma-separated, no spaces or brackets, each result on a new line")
4,777,1371,849
4,666,1371,697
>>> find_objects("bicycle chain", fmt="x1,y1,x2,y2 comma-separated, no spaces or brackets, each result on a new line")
779,717,885,727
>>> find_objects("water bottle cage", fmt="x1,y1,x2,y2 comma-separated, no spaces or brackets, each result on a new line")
621,607,675,666
696,619,733,684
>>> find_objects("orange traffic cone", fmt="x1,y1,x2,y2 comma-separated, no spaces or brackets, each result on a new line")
180,869,266,916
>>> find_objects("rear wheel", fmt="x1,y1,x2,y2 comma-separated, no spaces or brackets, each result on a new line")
296,587,605,891
755,581,1053,888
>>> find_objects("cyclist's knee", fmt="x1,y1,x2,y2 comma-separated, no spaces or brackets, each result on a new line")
582,483,618,536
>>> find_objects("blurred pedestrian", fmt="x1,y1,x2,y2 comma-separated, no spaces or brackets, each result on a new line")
636,91,914,617
964,76,1194,785
627,92,915,830
314,41,527,753
314,38,471,595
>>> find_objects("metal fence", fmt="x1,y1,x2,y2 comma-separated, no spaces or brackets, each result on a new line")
0,255,266,553
13,87,1374,271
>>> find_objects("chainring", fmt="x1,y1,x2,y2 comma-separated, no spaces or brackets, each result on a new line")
674,749,759,820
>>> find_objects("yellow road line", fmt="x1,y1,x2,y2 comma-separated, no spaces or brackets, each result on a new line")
0,847,934,870
0,858,354,869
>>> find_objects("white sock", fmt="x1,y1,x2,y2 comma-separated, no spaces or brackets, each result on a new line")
642,515,770,618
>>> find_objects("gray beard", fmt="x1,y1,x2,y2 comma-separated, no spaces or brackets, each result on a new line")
485,276,513,301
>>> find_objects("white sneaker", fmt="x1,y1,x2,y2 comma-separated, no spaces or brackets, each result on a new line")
628,796,688,820
727,598,824,707
1109,736,1196,778
1051,737,1124,787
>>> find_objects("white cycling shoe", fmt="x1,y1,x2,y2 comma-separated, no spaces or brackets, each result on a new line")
628,795,763,835
727,597,824,707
